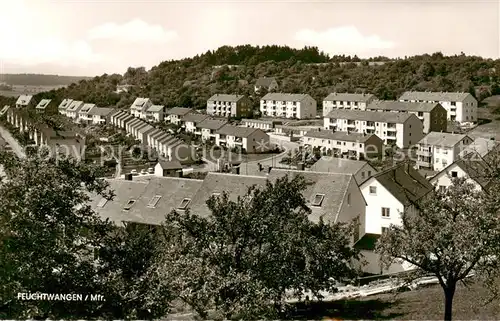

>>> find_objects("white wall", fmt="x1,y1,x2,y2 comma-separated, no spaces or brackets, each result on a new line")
430,164,482,191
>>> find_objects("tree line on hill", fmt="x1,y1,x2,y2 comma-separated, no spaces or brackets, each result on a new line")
0,74,91,86
12,46,498,117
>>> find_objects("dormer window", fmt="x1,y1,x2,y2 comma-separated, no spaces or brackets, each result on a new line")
147,195,162,208
177,198,191,210
311,193,325,207
123,199,136,210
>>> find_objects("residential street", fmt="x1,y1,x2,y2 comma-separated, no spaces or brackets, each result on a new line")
0,125,26,158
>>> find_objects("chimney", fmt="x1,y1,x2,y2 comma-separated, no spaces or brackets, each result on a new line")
125,173,133,181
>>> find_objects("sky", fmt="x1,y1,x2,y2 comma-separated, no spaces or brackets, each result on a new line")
0,0,498,76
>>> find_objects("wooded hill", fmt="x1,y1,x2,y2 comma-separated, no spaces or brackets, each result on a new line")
7,45,500,112
0,74,91,86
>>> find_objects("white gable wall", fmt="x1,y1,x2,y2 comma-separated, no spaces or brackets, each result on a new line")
430,163,482,191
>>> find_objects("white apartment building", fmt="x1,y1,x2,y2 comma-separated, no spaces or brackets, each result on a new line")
322,93,375,116
324,110,424,148
416,132,473,171
399,91,477,123
260,93,317,119
366,101,447,134
207,94,251,118
130,97,153,119
358,163,433,274
302,130,383,160
215,125,270,153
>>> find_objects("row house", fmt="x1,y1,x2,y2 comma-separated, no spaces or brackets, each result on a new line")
260,93,317,119
58,99,73,115
183,113,209,133
274,125,319,137
303,130,383,160
324,110,424,148
165,107,192,125
366,101,447,134
207,94,251,118
35,99,51,113
309,157,377,185
16,95,34,108
322,93,375,116
241,118,282,131
88,107,115,125
358,162,433,274
77,103,96,124
254,77,279,93
127,118,154,143
399,91,477,123
110,110,134,129
147,131,195,164
196,118,228,142
65,100,84,120
215,125,271,153
144,105,164,122
415,132,473,171
130,97,153,119
429,153,491,192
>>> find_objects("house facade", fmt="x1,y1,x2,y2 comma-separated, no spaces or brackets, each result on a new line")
207,94,251,118
166,107,192,125
65,101,85,120
58,99,73,115
88,107,114,125
241,118,282,131
77,103,96,124
145,105,164,122
416,132,473,171
324,110,424,148
322,93,375,116
366,101,447,134
302,130,383,160
215,125,271,153
183,114,209,133
254,77,278,93
196,119,228,142
260,93,317,119
130,97,153,119
399,91,477,123
35,99,51,113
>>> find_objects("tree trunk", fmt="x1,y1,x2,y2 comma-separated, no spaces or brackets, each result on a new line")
444,283,456,321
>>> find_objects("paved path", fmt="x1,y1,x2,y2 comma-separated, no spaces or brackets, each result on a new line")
0,125,26,158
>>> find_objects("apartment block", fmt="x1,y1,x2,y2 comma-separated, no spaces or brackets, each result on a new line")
324,110,424,148
366,101,447,133
260,93,317,119
207,94,251,118
415,132,473,171
322,93,375,116
399,91,477,123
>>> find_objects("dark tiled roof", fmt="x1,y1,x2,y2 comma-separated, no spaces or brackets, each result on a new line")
166,107,193,116
370,162,433,205
309,157,372,175
325,109,414,123
198,118,228,130
182,113,209,123
147,105,164,112
324,93,374,102
367,100,441,112
304,130,377,143
88,107,114,116
217,125,260,138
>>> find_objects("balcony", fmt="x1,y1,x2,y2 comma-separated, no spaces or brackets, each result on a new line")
417,149,432,157
416,160,432,169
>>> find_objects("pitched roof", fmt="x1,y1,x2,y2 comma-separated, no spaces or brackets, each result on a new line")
367,162,433,206
79,103,96,113
0,105,9,115
461,137,499,157
90,177,203,226
58,99,73,110
166,107,192,116
208,94,245,102
16,95,33,106
417,132,470,147
147,105,164,112
304,130,378,143
309,157,372,175
324,92,374,102
217,124,260,138
182,113,210,123
431,153,492,188
131,97,151,111
261,93,312,102
367,100,442,112
138,124,155,134
255,77,277,87
157,160,183,170
325,109,415,123
127,118,143,128
198,118,228,130
399,91,472,102
66,100,84,112
35,99,51,109
88,107,114,116
146,128,163,138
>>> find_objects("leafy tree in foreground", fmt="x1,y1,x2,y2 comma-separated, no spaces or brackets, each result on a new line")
149,175,359,320
376,177,500,321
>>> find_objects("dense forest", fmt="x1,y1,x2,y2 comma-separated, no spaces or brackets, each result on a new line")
4,45,500,112
0,74,91,86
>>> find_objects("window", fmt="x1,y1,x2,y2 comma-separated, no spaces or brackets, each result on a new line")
123,200,136,210
368,170,372,176
451,171,458,178
382,207,390,217
418,112,423,117
438,185,446,193
147,195,162,208
369,186,377,195
361,172,365,179
311,194,325,207
97,198,108,208
177,198,191,210
359,144,362,148
382,227,389,234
